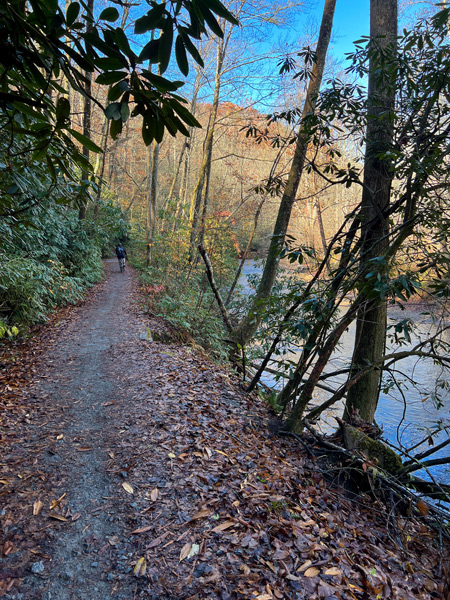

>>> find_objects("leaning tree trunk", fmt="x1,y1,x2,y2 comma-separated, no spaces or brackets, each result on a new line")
315,196,331,274
344,0,398,423
197,141,213,250
231,0,337,347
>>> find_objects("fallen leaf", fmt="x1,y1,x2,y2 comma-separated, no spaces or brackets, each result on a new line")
133,557,147,577
108,536,120,546
3,541,14,556
179,542,192,562
304,567,320,577
324,567,342,576
71,513,81,522
150,488,159,502
122,482,134,495
48,512,68,522
273,549,289,560
189,510,211,522
146,531,170,548
212,520,234,532
33,499,43,516
30,549,51,559
132,525,153,534
168,453,176,459
240,563,251,575
216,450,229,457
297,560,312,573
416,499,429,516
49,493,66,510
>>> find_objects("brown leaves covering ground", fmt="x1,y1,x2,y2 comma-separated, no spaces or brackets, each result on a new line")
0,261,449,600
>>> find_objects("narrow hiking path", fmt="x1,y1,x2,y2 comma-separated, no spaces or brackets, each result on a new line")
1,261,449,600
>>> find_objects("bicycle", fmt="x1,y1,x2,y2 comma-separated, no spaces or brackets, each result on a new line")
119,257,126,272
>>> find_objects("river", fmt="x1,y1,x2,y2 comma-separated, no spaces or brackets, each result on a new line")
240,260,450,484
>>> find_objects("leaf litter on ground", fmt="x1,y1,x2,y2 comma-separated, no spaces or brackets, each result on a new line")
0,263,448,599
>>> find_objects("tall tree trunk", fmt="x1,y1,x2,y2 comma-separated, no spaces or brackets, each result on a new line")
170,68,202,203
315,196,331,273
93,119,108,218
146,141,160,266
93,4,130,219
78,0,94,220
188,31,227,262
344,0,398,422
232,0,337,346
65,0,72,120
145,37,159,267
197,139,213,250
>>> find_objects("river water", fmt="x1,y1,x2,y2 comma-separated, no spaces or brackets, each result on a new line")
240,261,450,484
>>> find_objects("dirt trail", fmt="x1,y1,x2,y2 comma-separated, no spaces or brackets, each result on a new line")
2,260,149,599
1,260,448,600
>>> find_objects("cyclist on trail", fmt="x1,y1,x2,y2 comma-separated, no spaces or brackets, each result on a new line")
115,243,127,271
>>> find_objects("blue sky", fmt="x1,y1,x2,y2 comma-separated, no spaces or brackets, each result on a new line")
327,0,370,59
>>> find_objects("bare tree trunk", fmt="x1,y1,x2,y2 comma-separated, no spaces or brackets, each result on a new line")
169,67,202,220
232,0,337,346
344,0,398,423
315,197,331,273
65,0,72,119
93,119,108,218
197,142,213,249
93,5,130,219
78,0,94,220
146,141,160,266
188,31,228,261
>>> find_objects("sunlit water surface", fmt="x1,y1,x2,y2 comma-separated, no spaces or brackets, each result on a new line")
240,261,450,484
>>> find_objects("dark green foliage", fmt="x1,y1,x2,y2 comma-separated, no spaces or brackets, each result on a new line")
0,0,237,335
0,0,237,167
0,194,129,332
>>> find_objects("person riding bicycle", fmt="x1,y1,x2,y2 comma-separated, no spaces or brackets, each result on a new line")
115,243,127,270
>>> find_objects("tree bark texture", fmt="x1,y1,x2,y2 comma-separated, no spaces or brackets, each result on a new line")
232,0,337,346
146,141,160,266
78,0,94,220
345,0,398,422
